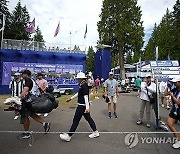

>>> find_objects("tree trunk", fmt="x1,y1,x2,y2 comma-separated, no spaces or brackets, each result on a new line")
119,47,125,79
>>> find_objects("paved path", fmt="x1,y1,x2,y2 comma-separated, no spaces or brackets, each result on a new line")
0,92,179,154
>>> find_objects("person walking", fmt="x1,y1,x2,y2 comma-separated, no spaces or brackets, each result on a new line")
60,72,99,142
136,74,156,128
159,80,170,109
104,72,119,118
135,76,142,97
9,72,24,120
36,73,49,117
94,76,101,99
166,76,180,149
17,70,50,139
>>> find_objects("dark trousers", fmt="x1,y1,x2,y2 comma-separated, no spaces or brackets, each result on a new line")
68,105,97,136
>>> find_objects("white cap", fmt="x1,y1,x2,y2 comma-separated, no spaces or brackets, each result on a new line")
145,74,152,78
109,72,114,75
76,72,87,79
170,76,180,82
14,72,21,76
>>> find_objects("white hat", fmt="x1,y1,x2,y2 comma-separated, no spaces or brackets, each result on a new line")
76,72,87,79
170,76,180,82
145,74,152,78
109,72,114,75
14,72,21,76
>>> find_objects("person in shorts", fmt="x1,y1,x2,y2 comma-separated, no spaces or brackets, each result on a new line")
104,72,119,118
94,76,100,99
165,76,180,149
17,70,51,139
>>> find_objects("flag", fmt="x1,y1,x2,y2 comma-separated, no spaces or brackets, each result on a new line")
84,24,87,39
26,18,35,33
54,21,60,37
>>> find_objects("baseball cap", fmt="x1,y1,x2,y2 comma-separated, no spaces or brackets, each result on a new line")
170,76,180,82
14,72,20,76
145,74,152,78
109,72,114,75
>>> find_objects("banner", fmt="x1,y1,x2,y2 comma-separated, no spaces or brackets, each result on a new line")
2,62,83,86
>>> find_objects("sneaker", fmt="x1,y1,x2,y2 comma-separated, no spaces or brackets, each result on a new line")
43,122,51,133
161,104,165,108
167,105,171,110
17,132,30,139
59,133,71,142
114,112,118,118
108,112,111,118
146,123,151,128
136,120,142,125
96,97,99,99
14,115,19,120
172,140,180,149
44,113,49,117
89,131,100,138
37,113,41,116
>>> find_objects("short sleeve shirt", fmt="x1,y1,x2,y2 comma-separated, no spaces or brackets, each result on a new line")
104,78,118,96
24,77,33,92
78,82,89,104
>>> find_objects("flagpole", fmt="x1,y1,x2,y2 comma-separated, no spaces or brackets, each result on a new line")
70,31,71,52
1,13,5,49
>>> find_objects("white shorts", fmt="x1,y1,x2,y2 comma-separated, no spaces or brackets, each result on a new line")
108,95,117,104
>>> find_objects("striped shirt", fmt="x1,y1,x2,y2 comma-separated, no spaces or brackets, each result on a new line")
9,79,24,97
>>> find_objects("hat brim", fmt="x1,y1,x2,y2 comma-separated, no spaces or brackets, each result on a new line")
76,77,87,79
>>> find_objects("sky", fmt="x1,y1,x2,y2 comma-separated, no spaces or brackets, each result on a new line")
8,0,177,50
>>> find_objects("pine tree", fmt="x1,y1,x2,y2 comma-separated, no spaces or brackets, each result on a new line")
97,0,144,78
171,0,180,60
0,0,11,44
7,1,30,40
33,26,44,42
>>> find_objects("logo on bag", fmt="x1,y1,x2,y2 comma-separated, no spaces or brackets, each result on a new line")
124,133,138,149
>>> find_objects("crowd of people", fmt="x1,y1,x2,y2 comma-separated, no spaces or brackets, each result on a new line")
7,70,180,149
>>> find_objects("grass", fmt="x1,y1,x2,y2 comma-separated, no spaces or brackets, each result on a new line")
0,88,104,108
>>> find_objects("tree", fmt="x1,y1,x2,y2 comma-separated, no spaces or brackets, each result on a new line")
0,0,11,45
6,1,30,40
86,46,95,73
171,0,180,60
143,23,158,60
33,26,44,42
126,52,133,64
97,0,144,78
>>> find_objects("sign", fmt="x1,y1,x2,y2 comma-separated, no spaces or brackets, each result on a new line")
2,62,83,85
150,60,180,79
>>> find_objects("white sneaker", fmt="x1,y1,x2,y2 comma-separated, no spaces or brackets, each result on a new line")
37,113,41,116
96,97,99,99
89,131,99,138
60,133,71,142
161,104,165,108
167,105,171,110
14,115,19,120
172,140,180,149
44,113,49,117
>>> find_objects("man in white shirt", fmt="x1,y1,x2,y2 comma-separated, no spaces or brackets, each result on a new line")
137,74,156,128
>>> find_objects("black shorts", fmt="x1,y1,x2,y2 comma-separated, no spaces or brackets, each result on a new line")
169,110,180,121
88,86,92,89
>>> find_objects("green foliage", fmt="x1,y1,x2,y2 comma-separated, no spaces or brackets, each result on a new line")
97,0,144,78
86,46,95,73
144,0,180,60
6,1,30,40
33,26,44,42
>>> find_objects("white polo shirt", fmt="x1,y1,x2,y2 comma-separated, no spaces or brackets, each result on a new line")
140,82,156,101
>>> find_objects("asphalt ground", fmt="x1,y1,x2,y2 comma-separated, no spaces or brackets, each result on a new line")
0,92,179,154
